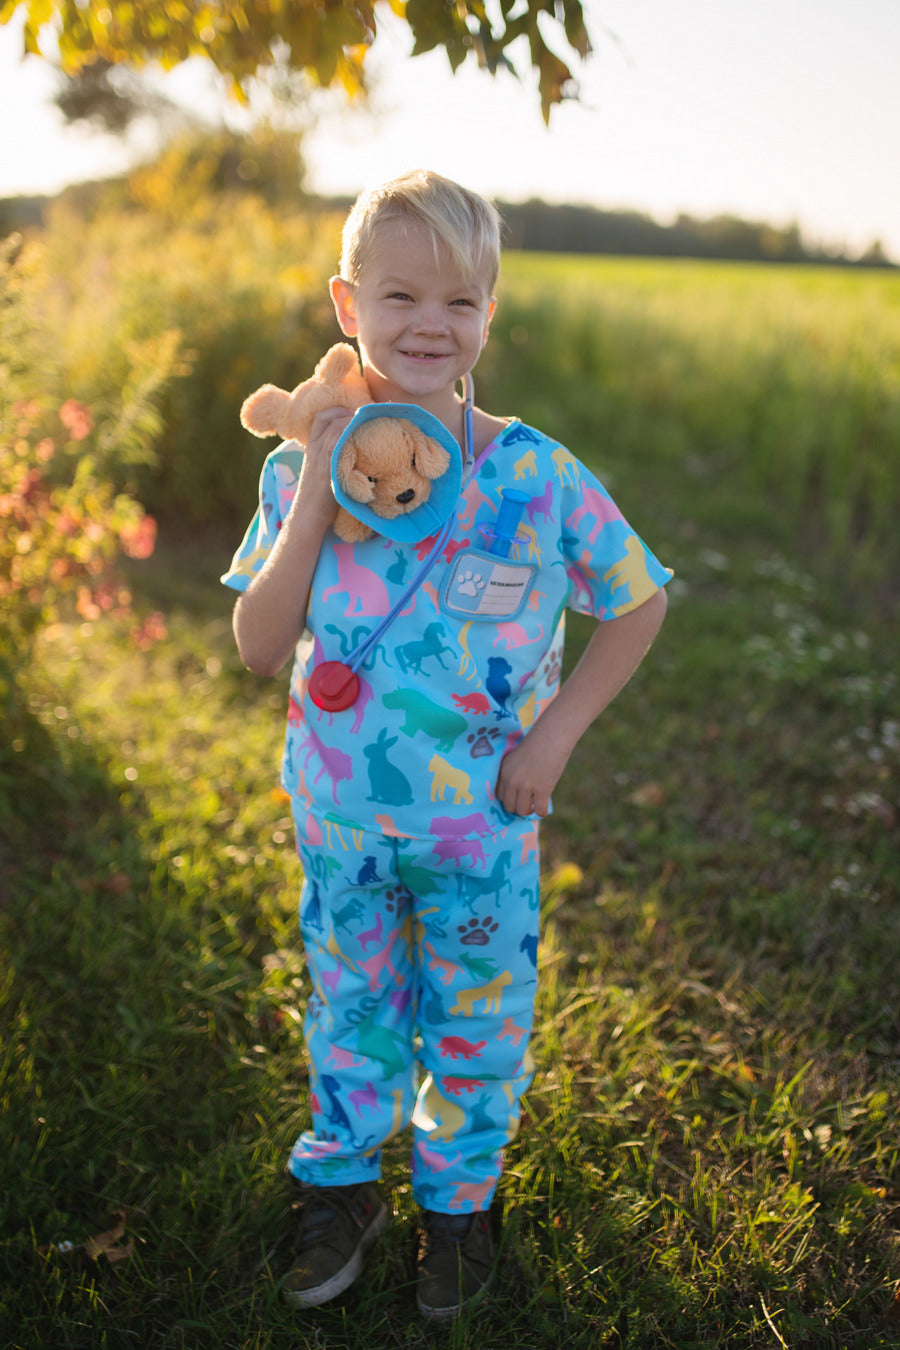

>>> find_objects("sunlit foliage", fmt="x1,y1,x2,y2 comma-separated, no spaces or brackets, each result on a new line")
0,0,591,120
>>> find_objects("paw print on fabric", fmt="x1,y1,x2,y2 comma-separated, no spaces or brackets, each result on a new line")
458,915,499,946
467,726,501,759
385,885,412,914
540,649,562,688
456,569,486,600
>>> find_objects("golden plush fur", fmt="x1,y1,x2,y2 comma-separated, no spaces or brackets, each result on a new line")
240,343,450,542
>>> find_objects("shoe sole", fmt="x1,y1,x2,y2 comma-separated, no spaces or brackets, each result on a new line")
282,1201,388,1309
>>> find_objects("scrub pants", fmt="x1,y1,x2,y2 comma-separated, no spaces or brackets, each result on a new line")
287,815,541,1213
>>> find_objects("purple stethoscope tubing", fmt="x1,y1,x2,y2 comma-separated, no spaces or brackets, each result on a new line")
341,374,482,676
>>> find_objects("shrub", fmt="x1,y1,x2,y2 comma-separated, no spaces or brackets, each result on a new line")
0,235,166,655
0,395,157,648
33,187,344,528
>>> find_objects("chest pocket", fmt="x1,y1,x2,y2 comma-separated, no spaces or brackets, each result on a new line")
440,548,536,622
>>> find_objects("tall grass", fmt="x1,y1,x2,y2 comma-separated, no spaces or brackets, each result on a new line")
26,192,344,527
13,195,900,580
483,255,900,587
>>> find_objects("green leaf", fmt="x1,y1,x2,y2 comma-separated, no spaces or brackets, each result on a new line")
538,45,574,123
561,0,592,59
0,0,590,116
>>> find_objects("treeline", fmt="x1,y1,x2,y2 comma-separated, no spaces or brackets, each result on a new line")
1,181,893,270
495,198,894,268
297,194,895,269
0,122,892,267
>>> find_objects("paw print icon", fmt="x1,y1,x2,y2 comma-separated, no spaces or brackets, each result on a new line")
456,569,486,600
458,915,499,946
468,725,501,759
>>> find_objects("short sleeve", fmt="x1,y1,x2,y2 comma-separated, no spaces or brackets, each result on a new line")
220,444,304,593
560,465,672,620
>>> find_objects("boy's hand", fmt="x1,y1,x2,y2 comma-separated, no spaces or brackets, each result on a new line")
494,587,668,820
495,728,567,818
233,404,358,678
292,406,355,525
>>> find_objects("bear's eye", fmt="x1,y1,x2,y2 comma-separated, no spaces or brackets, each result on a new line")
367,475,377,484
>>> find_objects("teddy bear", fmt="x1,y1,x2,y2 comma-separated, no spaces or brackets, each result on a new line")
239,343,451,543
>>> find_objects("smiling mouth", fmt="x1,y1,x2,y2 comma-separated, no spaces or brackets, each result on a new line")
401,350,446,361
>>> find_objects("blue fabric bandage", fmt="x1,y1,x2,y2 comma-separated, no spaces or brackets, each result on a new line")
330,403,463,543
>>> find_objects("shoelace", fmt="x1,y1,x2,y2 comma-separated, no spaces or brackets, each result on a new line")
294,1187,360,1248
423,1211,478,1252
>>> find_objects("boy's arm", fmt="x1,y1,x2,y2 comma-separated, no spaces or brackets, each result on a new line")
232,408,351,677
495,586,668,818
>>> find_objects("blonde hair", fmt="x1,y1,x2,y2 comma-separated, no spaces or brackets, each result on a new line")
339,170,502,291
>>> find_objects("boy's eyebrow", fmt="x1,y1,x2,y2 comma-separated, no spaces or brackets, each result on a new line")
377,272,487,295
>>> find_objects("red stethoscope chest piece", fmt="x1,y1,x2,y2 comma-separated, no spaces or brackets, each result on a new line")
308,660,360,712
307,379,476,714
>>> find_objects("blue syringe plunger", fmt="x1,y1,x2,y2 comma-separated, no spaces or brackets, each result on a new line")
485,488,530,557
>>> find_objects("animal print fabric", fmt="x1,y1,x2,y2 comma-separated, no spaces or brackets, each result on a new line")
287,820,540,1212
222,419,672,842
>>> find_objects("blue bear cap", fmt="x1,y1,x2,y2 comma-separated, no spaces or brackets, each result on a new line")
330,402,462,543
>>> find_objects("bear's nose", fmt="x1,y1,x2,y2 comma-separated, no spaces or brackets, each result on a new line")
396,489,416,505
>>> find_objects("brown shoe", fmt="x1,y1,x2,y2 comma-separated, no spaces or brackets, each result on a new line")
416,1208,495,1322
282,1182,387,1309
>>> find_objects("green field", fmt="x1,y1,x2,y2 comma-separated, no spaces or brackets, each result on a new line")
2,220,899,1347
491,254,900,586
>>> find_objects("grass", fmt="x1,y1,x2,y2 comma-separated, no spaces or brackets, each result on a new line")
2,254,899,1347
484,254,900,590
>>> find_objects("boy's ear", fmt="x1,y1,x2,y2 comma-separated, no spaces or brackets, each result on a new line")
482,296,497,347
330,276,357,337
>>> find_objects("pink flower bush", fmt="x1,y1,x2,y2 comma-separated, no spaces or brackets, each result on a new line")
59,399,94,442
1,398,160,648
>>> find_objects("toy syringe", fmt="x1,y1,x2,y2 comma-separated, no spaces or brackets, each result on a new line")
480,489,530,558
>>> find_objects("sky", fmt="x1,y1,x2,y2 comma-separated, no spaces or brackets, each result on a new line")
1,0,899,260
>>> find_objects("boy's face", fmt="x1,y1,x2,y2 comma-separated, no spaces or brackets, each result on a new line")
330,220,496,414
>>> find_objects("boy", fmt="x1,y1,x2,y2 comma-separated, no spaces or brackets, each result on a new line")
223,170,670,1322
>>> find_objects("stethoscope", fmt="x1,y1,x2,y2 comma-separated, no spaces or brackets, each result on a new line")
307,374,528,713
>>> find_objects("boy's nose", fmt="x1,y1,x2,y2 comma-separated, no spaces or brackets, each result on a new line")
412,305,448,333
396,488,416,505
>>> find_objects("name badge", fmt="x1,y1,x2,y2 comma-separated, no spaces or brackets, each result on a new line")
441,548,536,621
